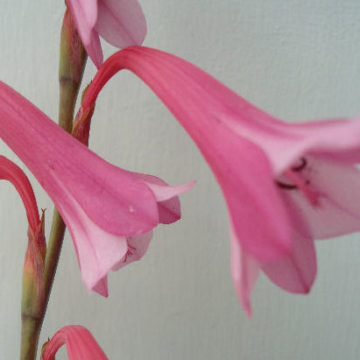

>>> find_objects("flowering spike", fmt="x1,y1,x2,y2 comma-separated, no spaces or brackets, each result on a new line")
41,325,108,360
0,80,193,294
0,155,49,360
80,46,360,313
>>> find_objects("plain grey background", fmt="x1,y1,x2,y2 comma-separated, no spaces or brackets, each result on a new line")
1,0,360,359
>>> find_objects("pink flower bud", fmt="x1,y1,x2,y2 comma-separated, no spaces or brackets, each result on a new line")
42,325,108,360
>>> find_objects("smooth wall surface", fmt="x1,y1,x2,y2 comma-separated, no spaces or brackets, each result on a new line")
1,1,360,359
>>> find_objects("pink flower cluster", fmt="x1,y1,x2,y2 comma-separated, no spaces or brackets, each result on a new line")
2,0,360,357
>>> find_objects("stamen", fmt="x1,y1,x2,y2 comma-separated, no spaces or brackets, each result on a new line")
276,181,297,190
276,157,307,190
292,158,307,172
123,244,136,263
285,170,319,206
276,157,319,206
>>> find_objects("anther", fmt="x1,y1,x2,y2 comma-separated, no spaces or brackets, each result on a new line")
292,157,307,172
276,157,308,190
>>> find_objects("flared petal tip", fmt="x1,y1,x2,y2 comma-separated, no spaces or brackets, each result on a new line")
91,276,109,297
239,292,253,319
243,304,252,319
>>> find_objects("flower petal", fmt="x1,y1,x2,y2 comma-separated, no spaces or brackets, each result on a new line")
67,0,98,45
90,232,153,296
112,231,153,270
59,185,128,296
83,29,103,69
96,0,147,48
290,117,360,163
262,192,317,293
230,221,259,317
124,170,195,224
0,81,159,237
144,179,195,224
284,155,360,239
208,126,292,263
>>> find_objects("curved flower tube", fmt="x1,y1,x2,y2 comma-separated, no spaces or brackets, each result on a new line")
0,81,193,296
41,325,108,360
79,46,360,315
0,155,46,309
66,0,147,68
0,155,40,232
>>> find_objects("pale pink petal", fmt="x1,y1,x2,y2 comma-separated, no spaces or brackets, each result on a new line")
258,181,317,294
288,118,360,164
112,231,153,270
283,155,360,239
92,277,108,297
57,184,128,296
157,198,181,225
83,29,103,69
230,222,259,317
211,129,291,263
125,170,195,224
262,231,317,293
258,118,360,176
96,0,147,48
66,0,98,45
262,234,316,293
144,180,196,202
145,180,195,224
42,325,108,360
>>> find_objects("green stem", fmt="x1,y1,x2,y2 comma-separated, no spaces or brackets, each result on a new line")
20,9,87,360
20,317,42,360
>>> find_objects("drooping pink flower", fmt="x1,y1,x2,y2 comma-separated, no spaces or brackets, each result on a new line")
66,0,147,68
79,46,360,315
41,325,108,360
0,80,193,296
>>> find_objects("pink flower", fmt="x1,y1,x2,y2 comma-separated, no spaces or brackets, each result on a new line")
41,325,108,360
80,46,360,315
66,0,147,68
0,80,193,296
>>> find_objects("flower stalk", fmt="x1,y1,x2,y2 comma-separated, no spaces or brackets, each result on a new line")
20,9,87,360
21,215,46,360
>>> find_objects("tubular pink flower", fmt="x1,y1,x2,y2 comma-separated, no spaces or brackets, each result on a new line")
0,80,193,296
66,0,147,68
41,325,108,360
80,46,360,315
